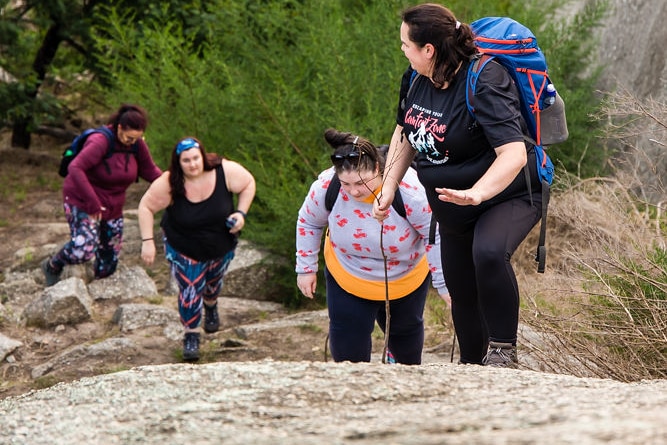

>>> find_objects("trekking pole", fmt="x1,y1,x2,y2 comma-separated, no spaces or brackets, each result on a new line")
362,161,391,364
381,227,391,364
371,186,390,364
324,332,329,362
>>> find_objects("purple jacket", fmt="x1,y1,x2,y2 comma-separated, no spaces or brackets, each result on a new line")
63,126,162,219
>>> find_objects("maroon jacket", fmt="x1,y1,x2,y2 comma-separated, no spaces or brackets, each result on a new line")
63,126,162,219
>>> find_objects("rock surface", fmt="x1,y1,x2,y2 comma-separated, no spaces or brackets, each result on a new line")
1,361,666,445
2,1,667,444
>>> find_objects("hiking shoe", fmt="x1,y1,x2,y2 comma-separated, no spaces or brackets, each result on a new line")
183,332,200,362
203,303,220,333
482,341,518,368
41,258,62,287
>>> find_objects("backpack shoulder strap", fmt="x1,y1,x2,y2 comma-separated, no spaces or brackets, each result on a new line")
392,187,406,219
465,54,495,119
400,69,422,112
96,126,115,158
91,126,115,175
324,174,342,212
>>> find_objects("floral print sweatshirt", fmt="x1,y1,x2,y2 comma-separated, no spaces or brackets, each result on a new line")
296,167,447,300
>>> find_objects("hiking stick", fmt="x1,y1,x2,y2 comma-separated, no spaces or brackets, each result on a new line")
347,134,416,365
343,136,393,364
370,176,390,364
324,333,329,362
375,136,418,364
381,230,391,364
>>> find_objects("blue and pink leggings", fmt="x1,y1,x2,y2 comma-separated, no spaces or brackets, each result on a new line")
165,242,234,330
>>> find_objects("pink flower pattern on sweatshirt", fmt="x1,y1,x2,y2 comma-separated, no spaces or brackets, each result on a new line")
295,167,446,294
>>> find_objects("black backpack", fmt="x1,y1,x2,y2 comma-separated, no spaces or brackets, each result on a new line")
59,126,138,178
324,173,439,244
324,173,406,218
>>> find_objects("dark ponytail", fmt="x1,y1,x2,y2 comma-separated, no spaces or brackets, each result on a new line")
108,104,149,133
402,3,477,88
324,128,380,174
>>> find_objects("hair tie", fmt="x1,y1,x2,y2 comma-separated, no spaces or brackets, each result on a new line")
455,21,461,30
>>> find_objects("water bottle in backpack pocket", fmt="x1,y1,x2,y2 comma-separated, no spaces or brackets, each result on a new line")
539,87,568,146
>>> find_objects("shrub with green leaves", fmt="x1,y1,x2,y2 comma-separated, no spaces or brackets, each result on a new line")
588,246,667,380
92,0,608,304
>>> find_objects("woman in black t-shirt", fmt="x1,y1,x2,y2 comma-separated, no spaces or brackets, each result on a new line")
373,3,542,367
138,137,256,361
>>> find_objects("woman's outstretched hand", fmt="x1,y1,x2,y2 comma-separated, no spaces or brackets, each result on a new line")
435,187,481,206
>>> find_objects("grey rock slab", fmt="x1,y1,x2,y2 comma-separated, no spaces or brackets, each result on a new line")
1,361,665,445
87,265,158,300
0,333,22,362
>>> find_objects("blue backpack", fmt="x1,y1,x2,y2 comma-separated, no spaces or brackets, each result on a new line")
59,126,139,178
468,17,568,273
467,16,567,186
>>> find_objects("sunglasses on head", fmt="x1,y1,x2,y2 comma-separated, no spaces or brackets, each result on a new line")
331,136,369,167
330,151,364,167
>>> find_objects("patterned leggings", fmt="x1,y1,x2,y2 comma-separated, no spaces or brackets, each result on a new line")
165,241,235,330
50,203,123,279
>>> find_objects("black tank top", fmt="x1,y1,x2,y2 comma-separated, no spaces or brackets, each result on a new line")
161,165,236,261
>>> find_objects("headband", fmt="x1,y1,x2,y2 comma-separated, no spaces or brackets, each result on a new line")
175,138,200,155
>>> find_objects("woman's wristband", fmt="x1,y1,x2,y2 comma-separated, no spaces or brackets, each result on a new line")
142,238,153,242
235,210,247,219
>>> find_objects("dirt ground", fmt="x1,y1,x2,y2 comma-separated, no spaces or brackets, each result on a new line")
0,133,455,400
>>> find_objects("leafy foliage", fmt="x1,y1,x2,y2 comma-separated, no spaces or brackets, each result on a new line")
87,0,609,303
0,0,608,301
0,0,232,144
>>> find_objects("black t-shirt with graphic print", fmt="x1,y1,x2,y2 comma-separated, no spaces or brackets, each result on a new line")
396,60,540,230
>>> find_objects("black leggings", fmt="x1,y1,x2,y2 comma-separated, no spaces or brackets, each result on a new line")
439,197,540,364
325,269,429,364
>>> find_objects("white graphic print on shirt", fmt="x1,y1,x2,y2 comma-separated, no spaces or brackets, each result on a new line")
404,105,449,165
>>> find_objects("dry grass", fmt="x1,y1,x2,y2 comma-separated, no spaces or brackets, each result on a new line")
518,90,667,382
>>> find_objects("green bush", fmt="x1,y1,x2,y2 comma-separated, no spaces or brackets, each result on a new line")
92,0,608,305
590,246,667,379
